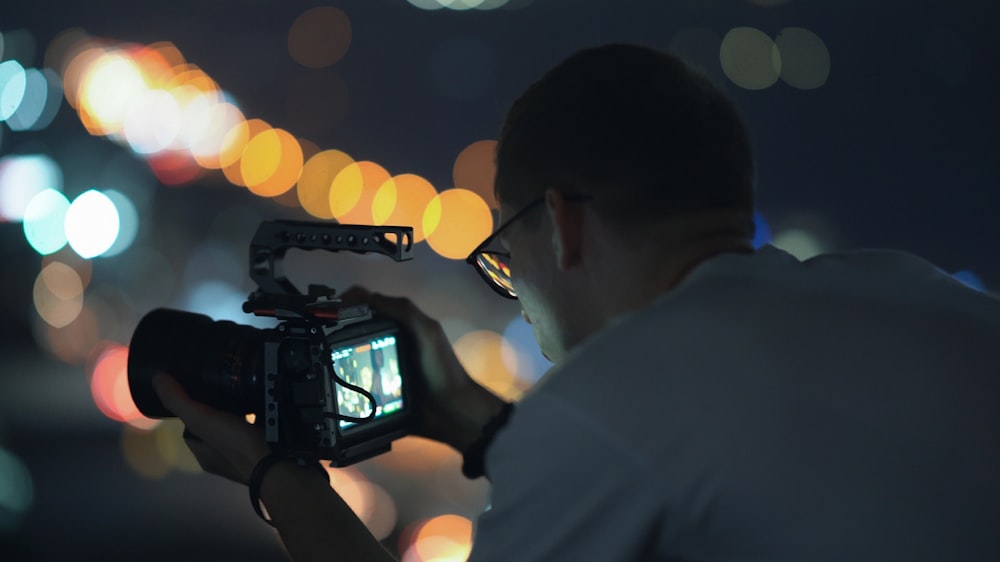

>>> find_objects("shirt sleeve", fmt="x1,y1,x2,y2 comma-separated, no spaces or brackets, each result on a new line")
466,391,668,561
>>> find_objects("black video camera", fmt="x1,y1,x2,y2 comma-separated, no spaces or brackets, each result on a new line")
127,220,416,466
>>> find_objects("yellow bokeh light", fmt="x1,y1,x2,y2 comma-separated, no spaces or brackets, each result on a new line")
453,330,526,401
241,128,303,197
424,188,493,260
330,161,392,224
153,419,202,473
297,149,356,219
452,139,498,209
775,27,831,90
288,6,352,69
78,49,149,136
121,425,172,480
221,118,270,187
720,27,781,90
372,173,438,242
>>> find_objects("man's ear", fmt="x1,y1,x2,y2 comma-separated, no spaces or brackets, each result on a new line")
545,189,584,270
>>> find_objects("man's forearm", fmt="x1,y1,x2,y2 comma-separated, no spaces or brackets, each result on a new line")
260,462,396,562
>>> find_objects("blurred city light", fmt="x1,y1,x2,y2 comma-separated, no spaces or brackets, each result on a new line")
22,188,70,254
453,330,526,401
720,27,781,90
400,514,473,562
372,173,439,242
0,447,34,533
775,27,831,89
101,189,139,257
424,188,493,260
952,270,986,292
288,6,352,69
452,139,498,210
0,59,27,121
5,67,62,131
298,149,356,219
0,153,63,222
33,261,84,328
64,189,120,258
332,160,391,224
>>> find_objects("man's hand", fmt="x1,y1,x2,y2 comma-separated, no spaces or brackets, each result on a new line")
340,287,509,455
152,373,271,485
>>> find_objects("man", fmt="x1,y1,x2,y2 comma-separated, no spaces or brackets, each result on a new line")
153,44,1000,560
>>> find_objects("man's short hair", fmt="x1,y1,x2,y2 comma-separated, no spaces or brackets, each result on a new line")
496,43,756,229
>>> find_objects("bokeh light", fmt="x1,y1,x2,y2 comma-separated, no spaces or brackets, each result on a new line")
40,304,99,365
423,188,493,259
65,189,121,258
222,118,271,187
288,6,352,69
401,514,473,562
5,67,62,131
101,189,139,257
0,153,64,222
452,140,498,209
121,424,172,479
0,59,27,122
0,447,34,532
22,188,70,255
33,261,84,328
453,330,526,400
77,49,149,136
241,128,304,197
775,27,831,90
720,27,781,90
372,173,439,242
331,161,392,224
88,342,148,424
298,149,356,219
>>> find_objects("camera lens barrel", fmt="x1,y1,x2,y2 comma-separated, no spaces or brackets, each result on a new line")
127,308,265,418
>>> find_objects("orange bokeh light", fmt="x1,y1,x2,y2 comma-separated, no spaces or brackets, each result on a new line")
372,173,438,242
221,118,271,186
288,6,352,69
331,161,392,224
452,139,498,209
241,128,304,197
424,188,493,260
453,330,527,401
297,149,356,219
405,515,474,562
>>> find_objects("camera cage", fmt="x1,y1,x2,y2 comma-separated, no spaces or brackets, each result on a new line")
242,220,415,466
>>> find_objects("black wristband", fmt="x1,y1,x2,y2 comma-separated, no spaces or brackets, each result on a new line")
461,402,514,480
248,452,329,527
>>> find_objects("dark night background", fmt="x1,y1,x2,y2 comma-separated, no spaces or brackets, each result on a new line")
1,0,997,560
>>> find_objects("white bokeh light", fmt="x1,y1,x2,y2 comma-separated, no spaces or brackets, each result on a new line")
65,189,120,258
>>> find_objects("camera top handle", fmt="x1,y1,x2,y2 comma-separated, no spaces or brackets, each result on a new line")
247,220,414,296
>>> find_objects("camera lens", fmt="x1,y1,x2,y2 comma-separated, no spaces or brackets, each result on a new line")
127,308,265,418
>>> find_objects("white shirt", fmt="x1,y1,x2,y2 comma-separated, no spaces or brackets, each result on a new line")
469,245,1000,561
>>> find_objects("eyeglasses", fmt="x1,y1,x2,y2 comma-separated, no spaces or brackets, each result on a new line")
465,194,591,299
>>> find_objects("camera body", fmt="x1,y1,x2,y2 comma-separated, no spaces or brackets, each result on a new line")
127,220,417,466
